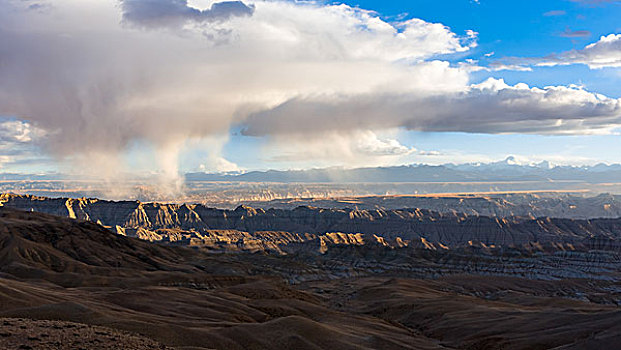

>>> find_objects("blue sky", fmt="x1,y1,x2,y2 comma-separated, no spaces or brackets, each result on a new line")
1,0,621,175
352,0,620,57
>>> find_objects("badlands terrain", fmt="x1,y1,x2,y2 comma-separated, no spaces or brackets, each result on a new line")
1,193,621,348
231,192,621,218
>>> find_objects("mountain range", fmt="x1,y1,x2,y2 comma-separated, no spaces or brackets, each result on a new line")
186,157,621,183
4,157,621,184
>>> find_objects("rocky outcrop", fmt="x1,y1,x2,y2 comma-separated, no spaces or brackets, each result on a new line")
2,193,621,255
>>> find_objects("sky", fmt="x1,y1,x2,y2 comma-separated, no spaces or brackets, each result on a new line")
0,0,621,179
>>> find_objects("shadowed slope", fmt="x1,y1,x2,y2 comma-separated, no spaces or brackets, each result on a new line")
0,208,447,349
2,207,621,349
0,208,206,286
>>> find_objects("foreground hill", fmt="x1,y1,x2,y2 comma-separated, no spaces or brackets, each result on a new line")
0,207,211,286
2,208,621,349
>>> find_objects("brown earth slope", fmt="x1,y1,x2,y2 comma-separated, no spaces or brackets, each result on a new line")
1,207,621,349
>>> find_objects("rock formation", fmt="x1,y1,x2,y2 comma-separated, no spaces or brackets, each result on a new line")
2,193,621,256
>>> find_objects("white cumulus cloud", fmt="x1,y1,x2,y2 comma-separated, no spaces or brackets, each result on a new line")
542,34,621,68
503,34,621,69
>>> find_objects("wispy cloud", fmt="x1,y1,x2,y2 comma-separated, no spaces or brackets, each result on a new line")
570,0,621,5
487,62,533,71
559,27,591,38
543,10,567,16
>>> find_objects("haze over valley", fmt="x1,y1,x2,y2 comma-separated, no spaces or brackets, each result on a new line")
3,157,621,204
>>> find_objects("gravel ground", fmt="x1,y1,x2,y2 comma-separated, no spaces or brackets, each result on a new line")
0,318,169,350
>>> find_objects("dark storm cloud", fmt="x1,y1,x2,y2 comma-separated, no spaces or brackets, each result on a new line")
241,79,621,137
121,0,254,28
